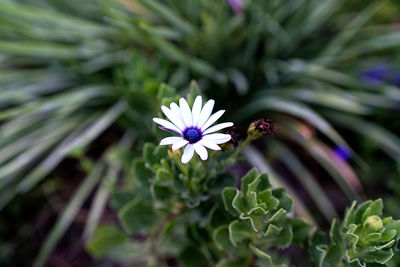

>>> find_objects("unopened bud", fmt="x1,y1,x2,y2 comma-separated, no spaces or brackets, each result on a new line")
364,215,383,232
168,146,182,162
247,118,276,140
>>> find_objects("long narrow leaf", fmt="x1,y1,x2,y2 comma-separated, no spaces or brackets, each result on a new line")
33,162,105,267
17,101,126,194
270,140,338,221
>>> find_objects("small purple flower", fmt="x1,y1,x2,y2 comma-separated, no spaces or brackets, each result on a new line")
361,63,390,85
333,145,351,161
226,0,244,14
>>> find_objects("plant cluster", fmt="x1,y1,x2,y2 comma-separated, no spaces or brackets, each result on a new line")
86,92,400,266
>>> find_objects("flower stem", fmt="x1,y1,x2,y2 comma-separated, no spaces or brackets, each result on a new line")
230,136,253,159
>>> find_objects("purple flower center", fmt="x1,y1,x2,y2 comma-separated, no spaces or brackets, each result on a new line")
183,128,202,144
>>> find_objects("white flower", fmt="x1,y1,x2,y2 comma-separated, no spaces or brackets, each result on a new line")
153,96,233,164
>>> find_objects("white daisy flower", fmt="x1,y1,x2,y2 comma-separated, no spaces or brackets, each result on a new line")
153,96,233,164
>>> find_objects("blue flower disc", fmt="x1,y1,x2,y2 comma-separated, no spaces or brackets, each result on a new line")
183,128,202,144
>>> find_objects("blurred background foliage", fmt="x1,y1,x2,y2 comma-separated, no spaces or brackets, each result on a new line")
0,0,400,266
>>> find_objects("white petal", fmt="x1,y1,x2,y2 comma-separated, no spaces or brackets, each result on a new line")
201,110,225,131
203,122,233,135
203,133,231,144
160,136,184,145
191,96,202,126
153,118,181,134
170,102,185,127
193,143,208,161
161,105,185,131
196,99,215,128
172,139,189,151
199,139,221,151
170,102,181,115
181,144,194,164
179,98,192,127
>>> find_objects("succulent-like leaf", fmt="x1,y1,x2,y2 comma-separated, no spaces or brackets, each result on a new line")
119,198,157,235
222,187,240,216
228,220,255,247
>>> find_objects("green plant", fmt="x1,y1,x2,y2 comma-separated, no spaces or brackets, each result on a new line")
310,199,400,266
1,0,400,265
86,92,400,266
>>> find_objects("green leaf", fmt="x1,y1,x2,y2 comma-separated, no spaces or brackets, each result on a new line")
249,244,273,266
86,225,129,258
362,249,394,264
228,220,254,247
354,200,373,224
268,208,286,223
379,230,397,243
247,173,271,194
385,220,400,240
244,191,258,209
132,159,154,186
110,191,136,210
374,239,395,251
178,245,208,267
330,219,343,246
241,168,258,196
153,145,168,163
272,188,292,212
143,143,157,165
344,201,357,227
369,199,383,216
213,225,236,253
263,223,293,248
360,199,383,223
151,183,175,203
364,233,382,243
222,187,239,216
309,231,328,267
257,190,279,211
264,224,283,238
289,218,312,245
232,193,248,214
155,168,172,184
324,244,344,267
383,217,393,226
119,197,157,235
157,83,176,101
187,80,202,106
346,224,359,250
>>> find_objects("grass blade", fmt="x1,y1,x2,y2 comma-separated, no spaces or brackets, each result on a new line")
270,140,338,221
17,101,125,194
33,162,105,267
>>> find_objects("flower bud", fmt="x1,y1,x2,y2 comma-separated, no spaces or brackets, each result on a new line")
168,146,182,162
364,215,383,232
247,118,276,140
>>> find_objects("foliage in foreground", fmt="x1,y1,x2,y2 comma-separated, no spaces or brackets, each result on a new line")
88,138,400,267
86,93,400,267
